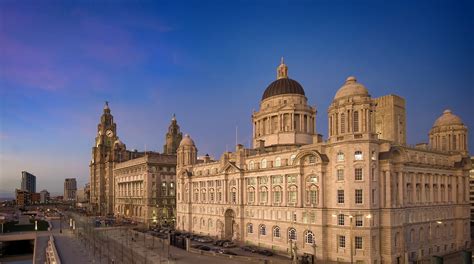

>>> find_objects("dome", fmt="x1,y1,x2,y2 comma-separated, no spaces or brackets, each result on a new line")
334,76,369,100
179,134,195,147
262,78,305,101
433,109,464,127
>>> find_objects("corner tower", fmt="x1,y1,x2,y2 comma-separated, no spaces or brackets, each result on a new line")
328,76,377,143
429,109,468,154
163,114,183,155
252,58,316,148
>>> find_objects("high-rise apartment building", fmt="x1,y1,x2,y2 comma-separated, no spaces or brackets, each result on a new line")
64,178,77,201
21,171,36,193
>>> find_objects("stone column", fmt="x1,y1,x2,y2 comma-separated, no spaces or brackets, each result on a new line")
398,171,404,207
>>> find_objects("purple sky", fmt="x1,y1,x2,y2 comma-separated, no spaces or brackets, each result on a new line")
1,1,473,196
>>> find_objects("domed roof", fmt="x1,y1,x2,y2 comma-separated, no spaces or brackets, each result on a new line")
433,109,464,127
179,134,195,147
261,58,306,101
334,76,369,100
262,78,305,100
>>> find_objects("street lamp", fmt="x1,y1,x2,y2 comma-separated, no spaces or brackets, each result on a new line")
332,213,354,264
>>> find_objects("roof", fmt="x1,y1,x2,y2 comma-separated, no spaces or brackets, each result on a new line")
261,78,305,101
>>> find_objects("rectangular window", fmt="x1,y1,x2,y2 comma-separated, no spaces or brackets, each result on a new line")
341,113,345,133
337,169,344,181
355,215,363,227
288,190,297,203
353,111,359,132
355,236,363,249
355,168,363,181
231,191,236,203
309,190,317,205
338,214,345,225
292,212,297,222
274,191,281,203
210,192,214,202
338,235,346,248
337,190,345,204
372,189,376,204
355,189,363,204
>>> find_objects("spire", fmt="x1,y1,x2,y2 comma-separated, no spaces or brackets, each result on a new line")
277,57,288,79
103,101,110,113
172,113,176,121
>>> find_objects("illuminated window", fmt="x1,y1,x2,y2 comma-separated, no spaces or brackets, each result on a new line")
354,151,363,160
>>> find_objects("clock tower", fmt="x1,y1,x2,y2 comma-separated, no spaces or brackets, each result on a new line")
90,102,126,215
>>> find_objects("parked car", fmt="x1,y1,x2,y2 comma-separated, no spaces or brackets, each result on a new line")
197,236,214,243
214,239,230,246
257,249,273,256
198,245,211,251
221,250,238,256
222,241,236,248
241,246,258,253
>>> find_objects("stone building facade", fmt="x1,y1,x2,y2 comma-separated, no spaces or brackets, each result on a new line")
114,152,177,226
89,102,181,220
175,60,471,263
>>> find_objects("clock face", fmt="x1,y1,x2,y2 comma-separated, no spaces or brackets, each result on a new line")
106,130,114,138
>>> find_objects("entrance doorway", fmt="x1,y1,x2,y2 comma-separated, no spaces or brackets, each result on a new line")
224,209,235,239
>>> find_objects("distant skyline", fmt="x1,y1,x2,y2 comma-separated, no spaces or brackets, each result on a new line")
1,0,473,196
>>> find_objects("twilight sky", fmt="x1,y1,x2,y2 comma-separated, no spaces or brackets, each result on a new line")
1,0,473,196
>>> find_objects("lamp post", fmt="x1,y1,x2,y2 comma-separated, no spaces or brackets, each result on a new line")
332,213,354,264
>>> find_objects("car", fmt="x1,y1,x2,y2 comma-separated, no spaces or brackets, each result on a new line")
221,250,238,256
214,239,230,246
198,245,211,251
257,249,273,256
191,244,203,249
241,246,258,253
222,241,236,248
197,237,214,243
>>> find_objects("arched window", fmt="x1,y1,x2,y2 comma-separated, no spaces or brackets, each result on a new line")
249,161,254,170
290,154,296,165
208,219,213,229
261,159,267,169
273,226,281,238
247,223,253,233
288,228,297,241
275,157,281,167
337,152,345,162
305,231,314,244
354,151,363,160
259,224,266,235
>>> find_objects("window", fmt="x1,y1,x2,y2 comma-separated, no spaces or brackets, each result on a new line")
288,228,297,241
273,226,281,238
353,111,359,132
337,190,345,204
355,189,363,204
261,159,267,169
272,175,283,184
337,169,344,181
275,157,281,167
305,231,314,244
309,156,316,164
307,186,318,205
371,151,377,160
355,168,363,181
290,154,296,165
355,215,363,227
247,188,255,204
273,186,282,204
287,174,297,183
338,214,345,225
338,235,346,248
259,225,266,235
259,187,268,204
340,113,345,133
354,151,363,160
288,186,297,204
355,236,363,249
161,182,167,196
249,161,254,170
292,212,297,222
247,223,253,233
337,152,345,162
209,192,214,202
231,188,237,203
217,191,222,202
308,175,318,184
